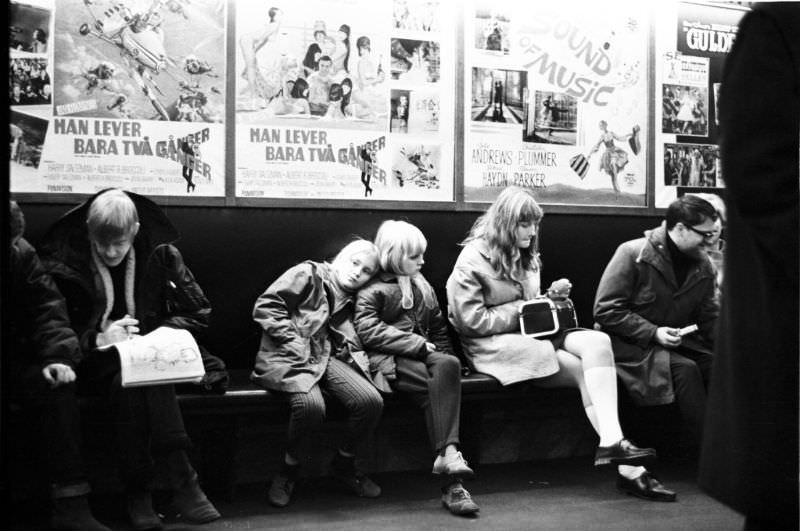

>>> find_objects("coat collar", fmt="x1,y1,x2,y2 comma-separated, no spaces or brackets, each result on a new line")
377,271,400,283
638,223,714,292
470,238,492,261
39,189,180,280
318,262,355,315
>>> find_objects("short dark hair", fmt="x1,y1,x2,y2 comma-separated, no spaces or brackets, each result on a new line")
665,195,718,230
291,77,309,99
328,83,343,101
356,35,371,50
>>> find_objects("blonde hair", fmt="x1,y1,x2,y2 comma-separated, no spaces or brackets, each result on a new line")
87,189,139,243
374,220,427,275
465,186,543,279
331,238,379,270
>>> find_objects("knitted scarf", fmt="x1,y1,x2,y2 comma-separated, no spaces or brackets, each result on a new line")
91,244,136,330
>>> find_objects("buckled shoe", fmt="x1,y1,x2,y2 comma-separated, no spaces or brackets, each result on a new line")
594,438,656,466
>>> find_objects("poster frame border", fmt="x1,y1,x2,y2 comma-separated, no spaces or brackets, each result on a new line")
10,0,751,216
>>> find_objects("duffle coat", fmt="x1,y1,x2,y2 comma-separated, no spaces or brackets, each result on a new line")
354,273,455,392
38,190,211,355
593,224,718,406
252,261,365,393
446,239,559,385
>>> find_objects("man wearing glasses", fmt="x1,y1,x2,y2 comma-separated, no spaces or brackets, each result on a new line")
593,195,720,473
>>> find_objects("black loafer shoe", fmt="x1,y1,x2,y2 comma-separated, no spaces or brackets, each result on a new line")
617,471,677,502
595,438,656,466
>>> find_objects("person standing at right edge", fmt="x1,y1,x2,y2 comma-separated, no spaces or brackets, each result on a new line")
698,4,799,530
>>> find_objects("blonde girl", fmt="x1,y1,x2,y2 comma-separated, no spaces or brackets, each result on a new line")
354,220,480,516
252,239,384,508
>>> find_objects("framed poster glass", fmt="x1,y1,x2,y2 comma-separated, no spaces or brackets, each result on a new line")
654,1,747,208
11,0,227,198
463,0,650,209
234,0,456,204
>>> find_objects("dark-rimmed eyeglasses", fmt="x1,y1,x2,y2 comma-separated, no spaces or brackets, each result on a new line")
684,224,717,239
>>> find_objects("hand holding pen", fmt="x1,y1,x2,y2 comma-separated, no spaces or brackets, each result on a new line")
96,314,140,348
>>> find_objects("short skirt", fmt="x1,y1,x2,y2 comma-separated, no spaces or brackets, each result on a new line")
547,327,589,351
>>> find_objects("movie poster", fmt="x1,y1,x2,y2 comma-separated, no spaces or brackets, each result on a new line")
654,1,746,207
11,0,227,196
234,0,455,201
463,0,649,207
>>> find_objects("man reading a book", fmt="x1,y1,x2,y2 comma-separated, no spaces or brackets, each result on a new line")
39,188,221,530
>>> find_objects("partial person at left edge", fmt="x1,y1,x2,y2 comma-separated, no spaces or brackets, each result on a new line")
7,200,110,531
37,189,221,531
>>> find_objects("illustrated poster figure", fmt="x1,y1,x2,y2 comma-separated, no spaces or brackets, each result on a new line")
588,120,638,194
239,6,283,109
360,146,375,197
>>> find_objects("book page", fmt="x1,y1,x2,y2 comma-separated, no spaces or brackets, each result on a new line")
115,327,205,387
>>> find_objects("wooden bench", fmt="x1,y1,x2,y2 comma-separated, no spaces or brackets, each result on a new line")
6,322,597,503
178,369,594,501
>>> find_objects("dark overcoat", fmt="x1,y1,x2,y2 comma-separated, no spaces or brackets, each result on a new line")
593,225,718,406
698,4,800,526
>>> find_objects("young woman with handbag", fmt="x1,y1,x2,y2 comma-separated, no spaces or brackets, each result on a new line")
446,186,673,502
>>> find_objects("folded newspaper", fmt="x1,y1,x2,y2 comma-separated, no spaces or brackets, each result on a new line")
108,327,206,388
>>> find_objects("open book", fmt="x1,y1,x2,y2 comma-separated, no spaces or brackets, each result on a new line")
104,327,205,388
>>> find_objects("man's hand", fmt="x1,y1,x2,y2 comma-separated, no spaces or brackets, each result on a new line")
42,363,76,388
425,342,438,353
655,326,682,348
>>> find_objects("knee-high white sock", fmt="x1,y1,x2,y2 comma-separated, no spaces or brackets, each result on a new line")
584,366,624,446
618,465,646,479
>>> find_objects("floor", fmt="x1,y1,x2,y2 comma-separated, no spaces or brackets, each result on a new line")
11,457,743,531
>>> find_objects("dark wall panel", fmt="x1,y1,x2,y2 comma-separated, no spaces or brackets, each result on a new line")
19,203,660,369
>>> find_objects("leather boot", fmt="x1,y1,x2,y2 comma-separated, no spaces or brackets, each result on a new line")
166,450,221,524
126,489,163,531
51,494,111,531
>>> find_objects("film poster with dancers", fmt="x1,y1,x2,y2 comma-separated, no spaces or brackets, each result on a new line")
234,0,455,202
654,1,747,208
11,0,227,197
463,0,648,207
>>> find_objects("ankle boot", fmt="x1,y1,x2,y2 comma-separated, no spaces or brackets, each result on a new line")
126,490,163,531
166,450,221,523
51,494,111,531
